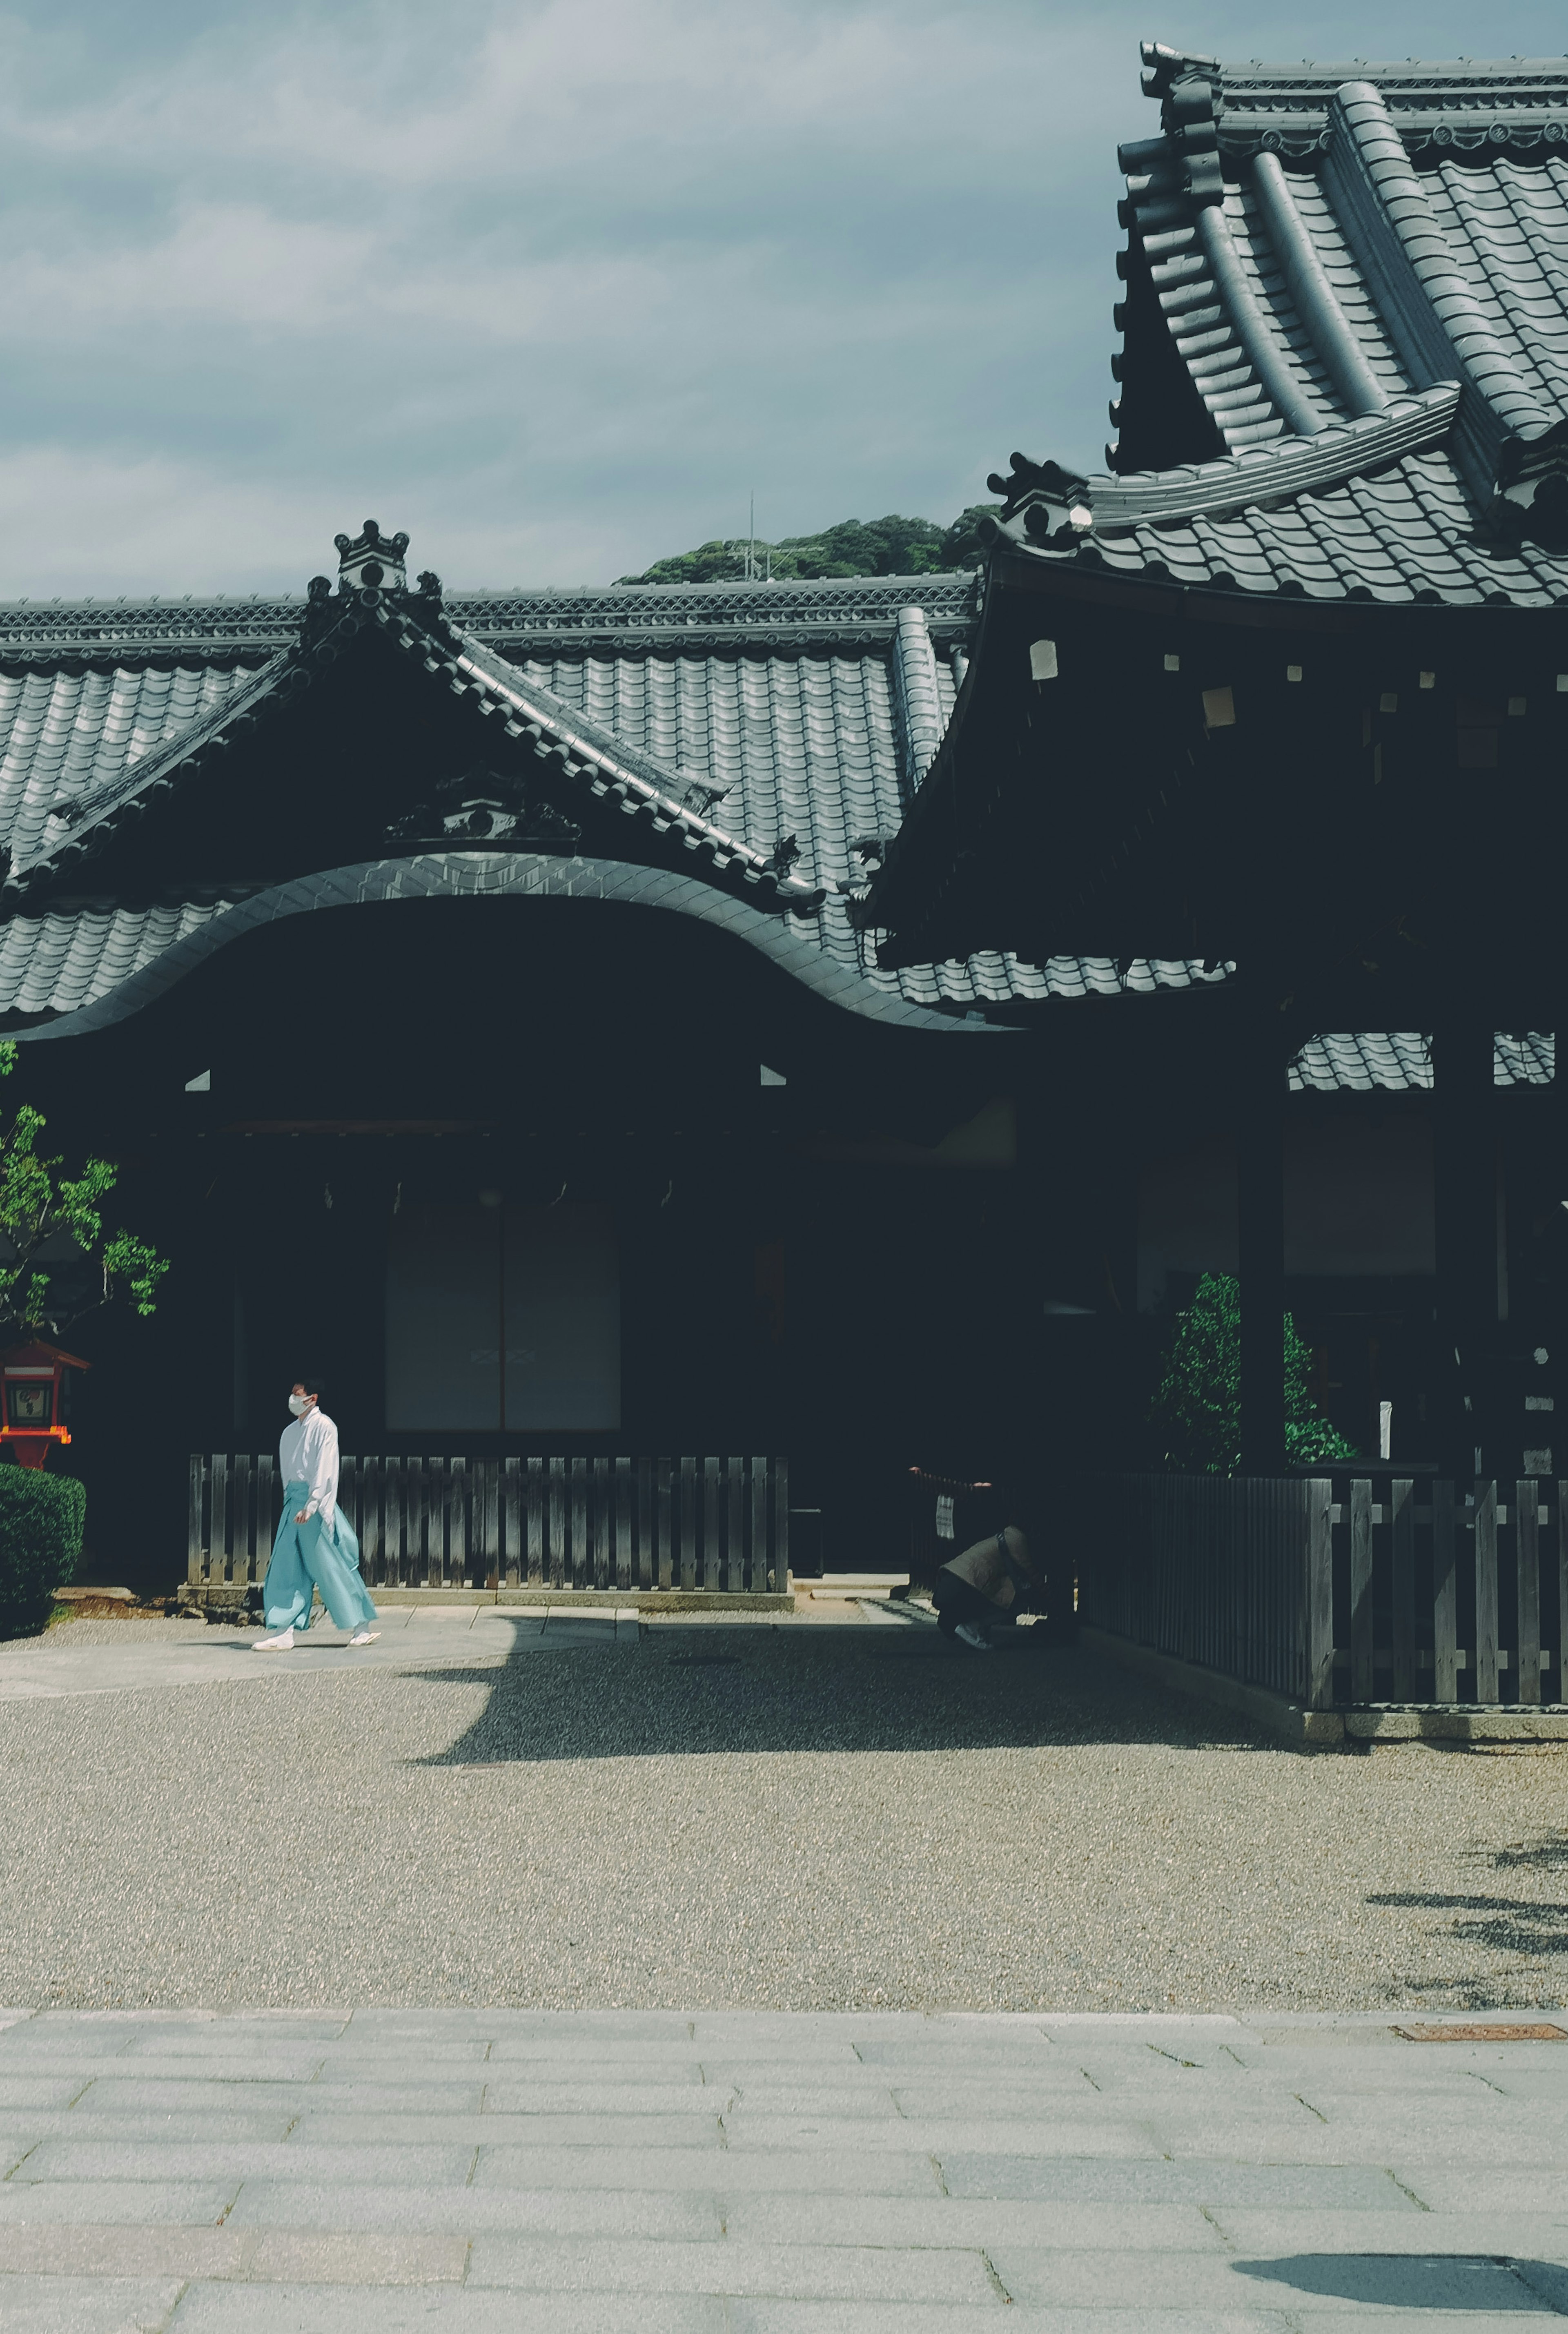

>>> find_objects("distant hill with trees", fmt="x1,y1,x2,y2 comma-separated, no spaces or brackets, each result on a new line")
617,506,1000,586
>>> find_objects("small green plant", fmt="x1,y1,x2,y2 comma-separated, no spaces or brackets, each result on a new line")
1149,1271,1359,1474
0,1041,166,1335
0,1467,86,1636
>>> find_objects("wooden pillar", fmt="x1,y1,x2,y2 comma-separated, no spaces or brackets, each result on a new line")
1238,1057,1287,1476
1432,1018,1497,1477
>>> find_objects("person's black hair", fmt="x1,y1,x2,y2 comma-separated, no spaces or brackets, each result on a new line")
296,1374,327,1401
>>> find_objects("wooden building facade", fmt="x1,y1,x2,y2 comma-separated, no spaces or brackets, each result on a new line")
863,45,1568,1493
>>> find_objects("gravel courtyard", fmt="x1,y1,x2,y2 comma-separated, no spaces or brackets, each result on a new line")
0,1613,1563,2015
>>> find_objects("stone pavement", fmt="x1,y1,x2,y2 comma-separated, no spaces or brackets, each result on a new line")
0,2008,1566,2330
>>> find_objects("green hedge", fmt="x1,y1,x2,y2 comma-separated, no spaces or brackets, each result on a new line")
0,1468,86,1637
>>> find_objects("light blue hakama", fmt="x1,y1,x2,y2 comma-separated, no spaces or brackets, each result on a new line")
262,1481,378,1632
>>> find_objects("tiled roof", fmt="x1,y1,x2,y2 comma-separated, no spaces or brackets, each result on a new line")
1290,1030,1554,1090
0,553,1236,1023
979,46,1568,604
7,591,829,918
0,576,978,664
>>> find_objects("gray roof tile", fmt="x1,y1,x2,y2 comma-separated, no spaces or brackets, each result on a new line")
1289,1031,1554,1090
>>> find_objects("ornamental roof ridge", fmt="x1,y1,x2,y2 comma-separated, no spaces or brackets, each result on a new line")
1141,40,1568,118
989,384,1460,540
3,565,828,918
0,573,980,662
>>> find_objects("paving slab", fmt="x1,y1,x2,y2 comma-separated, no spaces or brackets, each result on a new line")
0,2008,1564,2326
463,2232,1001,2302
0,2271,188,2331
168,2288,731,2333
0,2180,239,2227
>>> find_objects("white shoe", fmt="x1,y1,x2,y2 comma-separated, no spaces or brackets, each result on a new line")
347,1629,381,1647
253,1628,295,1652
953,1622,992,1652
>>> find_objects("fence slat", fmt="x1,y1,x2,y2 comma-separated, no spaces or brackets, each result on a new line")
359,1456,377,1585
680,1458,697,1591
548,1458,565,1589
1390,1478,1414,1701
1350,1478,1374,1702
637,1458,653,1592
452,1457,468,1589
658,1459,673,1592
1516,1477,1541,1706
773,1456,790,1593
483,1460,501,1589
702,1458,720,1592
726,1459,744,1595
232,1453,252,1587
1432,1478,1457,1702
211,1454,229,1587
1474,1478,1499,1703
751,1457,768,1596
587,1456,605,1591
527,1458,543,1586
616,1458,632,1593
502,1458,519,1589
570,1458,588,1592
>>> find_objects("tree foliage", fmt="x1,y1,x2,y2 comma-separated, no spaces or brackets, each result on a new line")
0,1042,167,1336
618,505,1002,586
1149,1272,1359,1474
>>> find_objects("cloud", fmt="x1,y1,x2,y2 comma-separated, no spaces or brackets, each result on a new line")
0,0,1563,594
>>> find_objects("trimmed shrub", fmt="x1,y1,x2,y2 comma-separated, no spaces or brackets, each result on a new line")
0,1467,86,1637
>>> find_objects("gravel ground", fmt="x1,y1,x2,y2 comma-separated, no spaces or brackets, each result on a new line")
0,1620,1564,2015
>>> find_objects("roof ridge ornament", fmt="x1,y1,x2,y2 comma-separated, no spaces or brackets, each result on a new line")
334,520,410,593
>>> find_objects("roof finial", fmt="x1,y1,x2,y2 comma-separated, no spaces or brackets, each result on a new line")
332,520,410,593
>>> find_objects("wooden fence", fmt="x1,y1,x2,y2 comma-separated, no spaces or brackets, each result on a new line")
188,1454,790,1598
1082,1474,1568,1710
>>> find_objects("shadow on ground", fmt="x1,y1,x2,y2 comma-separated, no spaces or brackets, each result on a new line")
408,1631,1271,1765
1234,2252,1567,2311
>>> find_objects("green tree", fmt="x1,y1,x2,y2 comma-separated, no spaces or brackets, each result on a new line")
0,1042,167,1337
1149,1271,1358,1474
616,504,1004,586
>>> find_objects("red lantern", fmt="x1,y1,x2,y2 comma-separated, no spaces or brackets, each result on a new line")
0,1340,89,1469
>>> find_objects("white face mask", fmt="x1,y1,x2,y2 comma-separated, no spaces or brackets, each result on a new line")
287,1393,312,1416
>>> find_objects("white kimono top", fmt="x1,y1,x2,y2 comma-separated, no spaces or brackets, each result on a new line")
279,1407,339,1527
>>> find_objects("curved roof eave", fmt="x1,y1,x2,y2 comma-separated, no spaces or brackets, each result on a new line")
7,852,1019,1045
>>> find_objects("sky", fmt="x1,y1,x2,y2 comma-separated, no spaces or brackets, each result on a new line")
1,0,1565,597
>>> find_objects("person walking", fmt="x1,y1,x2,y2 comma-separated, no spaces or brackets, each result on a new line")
253,1379,379,1651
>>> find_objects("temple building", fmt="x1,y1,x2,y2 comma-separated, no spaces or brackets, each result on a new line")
8,43,1568,1592
864,44,1568,1486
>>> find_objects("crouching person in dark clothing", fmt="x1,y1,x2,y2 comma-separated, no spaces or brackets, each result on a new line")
934,1524,1038,1651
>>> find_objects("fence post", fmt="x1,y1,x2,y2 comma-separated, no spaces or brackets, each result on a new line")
1305,1477,1334,1709
1350,1477,1374,1703
188,1456,204,1587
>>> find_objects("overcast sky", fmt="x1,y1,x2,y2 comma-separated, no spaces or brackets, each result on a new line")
0,0,1564,597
